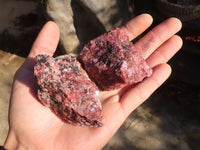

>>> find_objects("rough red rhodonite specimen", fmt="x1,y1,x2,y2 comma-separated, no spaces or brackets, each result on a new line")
34,54,103,127
79,28,152,90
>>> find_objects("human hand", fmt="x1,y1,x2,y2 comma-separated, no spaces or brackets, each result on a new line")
4,14,182,150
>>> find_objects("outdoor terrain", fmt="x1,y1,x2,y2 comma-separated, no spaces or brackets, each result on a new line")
0,0,199,149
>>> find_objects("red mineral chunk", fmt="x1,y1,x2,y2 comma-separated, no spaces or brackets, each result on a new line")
34,54,103,127
79,28,152,90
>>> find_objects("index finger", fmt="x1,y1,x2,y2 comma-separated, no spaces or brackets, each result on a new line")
121,14,153,41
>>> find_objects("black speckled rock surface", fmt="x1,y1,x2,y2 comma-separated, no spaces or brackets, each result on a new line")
79,28,152,90
34,54,103,127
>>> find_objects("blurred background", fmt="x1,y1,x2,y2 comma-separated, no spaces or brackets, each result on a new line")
0,0,199,149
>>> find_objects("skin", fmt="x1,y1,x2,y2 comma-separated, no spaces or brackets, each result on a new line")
4,14,182,150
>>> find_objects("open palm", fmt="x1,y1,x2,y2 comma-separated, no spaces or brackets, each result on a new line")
4,14,182,150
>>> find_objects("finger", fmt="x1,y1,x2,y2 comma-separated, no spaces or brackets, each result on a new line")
99,35,180,102
28,21,60,58
147,35,183,68
121,13,153,41
135,18,182,59
120,63,171,117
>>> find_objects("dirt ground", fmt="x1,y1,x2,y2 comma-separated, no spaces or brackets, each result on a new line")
0,0,199,150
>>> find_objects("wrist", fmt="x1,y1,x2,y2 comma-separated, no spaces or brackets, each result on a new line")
4,129,36,150
4,130,18,150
